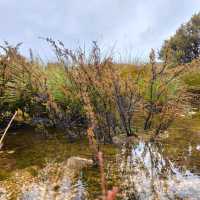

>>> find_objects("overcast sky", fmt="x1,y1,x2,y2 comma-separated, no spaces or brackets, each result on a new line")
0,0,200,61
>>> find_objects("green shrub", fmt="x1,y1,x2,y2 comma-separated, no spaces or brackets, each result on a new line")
183,72,200,90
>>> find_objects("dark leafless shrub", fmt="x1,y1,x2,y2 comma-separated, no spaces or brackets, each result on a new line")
46,39,142,142
143,49,186,137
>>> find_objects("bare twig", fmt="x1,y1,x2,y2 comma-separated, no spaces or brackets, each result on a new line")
98,152,107,199
0,110,17,150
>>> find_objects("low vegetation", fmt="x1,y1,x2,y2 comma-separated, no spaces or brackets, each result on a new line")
0,39,192,145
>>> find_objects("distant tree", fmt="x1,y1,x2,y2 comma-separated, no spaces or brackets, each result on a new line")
160,12,200,64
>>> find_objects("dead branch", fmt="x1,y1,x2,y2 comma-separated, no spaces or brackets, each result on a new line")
0,110,17,150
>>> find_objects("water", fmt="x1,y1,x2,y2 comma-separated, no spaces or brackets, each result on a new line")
82,113,200,199
117,141,200,199
0,113,200,199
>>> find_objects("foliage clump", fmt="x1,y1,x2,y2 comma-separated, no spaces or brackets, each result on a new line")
160,12,200,65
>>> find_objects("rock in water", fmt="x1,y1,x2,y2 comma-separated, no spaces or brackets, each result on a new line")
66,157,93,171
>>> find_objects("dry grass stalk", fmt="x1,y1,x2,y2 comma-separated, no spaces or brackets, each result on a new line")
0,110,17,150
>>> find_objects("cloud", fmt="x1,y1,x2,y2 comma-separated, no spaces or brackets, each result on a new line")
0,0,199,61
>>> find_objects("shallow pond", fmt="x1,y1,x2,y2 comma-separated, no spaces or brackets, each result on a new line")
0,112,200,199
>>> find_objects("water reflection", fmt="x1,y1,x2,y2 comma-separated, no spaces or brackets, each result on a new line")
118,141,200,200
